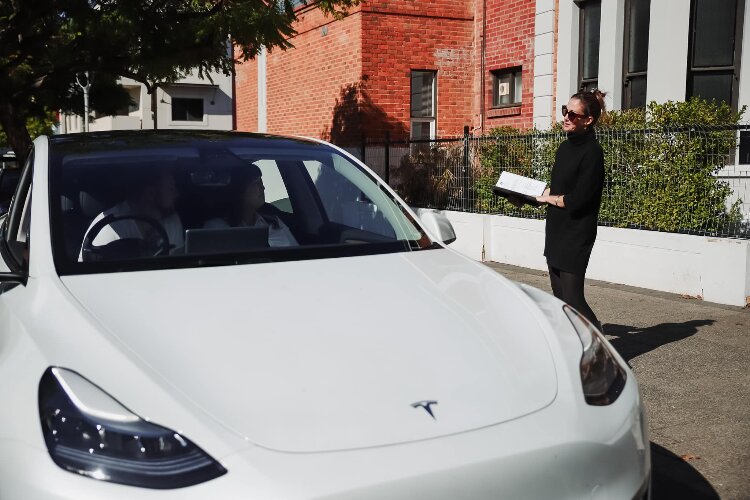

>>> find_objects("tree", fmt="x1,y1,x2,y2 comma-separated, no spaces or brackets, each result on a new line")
0,111,57,152
0,0,358,162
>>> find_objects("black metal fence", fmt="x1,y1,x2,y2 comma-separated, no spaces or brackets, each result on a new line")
338,124,750,239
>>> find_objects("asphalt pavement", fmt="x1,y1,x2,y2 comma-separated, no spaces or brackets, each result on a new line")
484,262,750,500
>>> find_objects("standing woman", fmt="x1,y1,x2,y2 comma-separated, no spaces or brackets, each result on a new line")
536,90,606,330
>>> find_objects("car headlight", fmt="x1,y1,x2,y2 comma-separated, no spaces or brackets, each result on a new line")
38,367,226,489
563,305,627,406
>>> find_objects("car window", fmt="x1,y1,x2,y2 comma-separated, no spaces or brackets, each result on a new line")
1,149,33,271
48,134,433,275
254,160,292,213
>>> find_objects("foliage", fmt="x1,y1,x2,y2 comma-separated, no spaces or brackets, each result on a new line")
469,98,746,236
391,144,462,208
0,0,359,159
0,111,57,149
472,126,558,217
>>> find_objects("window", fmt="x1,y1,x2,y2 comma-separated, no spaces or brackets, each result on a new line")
172,98,204,121
687,0,745,108
740,131,750,164
255,159,293,213
622,0,651,108
48,135,431,275
2,149,33,271
577,0,602,92
492,67,523,107
410,71,437,140
115,86,142,116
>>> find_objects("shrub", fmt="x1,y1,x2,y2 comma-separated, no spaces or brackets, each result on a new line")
474,98,746,235
391,143,462,209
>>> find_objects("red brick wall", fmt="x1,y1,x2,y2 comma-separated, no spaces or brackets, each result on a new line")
361,1,475,140
483,0,535,130
234,46,258,133
234,0,536,139
235,5,364,141
267,7,363,141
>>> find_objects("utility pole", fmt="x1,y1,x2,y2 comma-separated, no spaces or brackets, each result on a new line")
76,72,92,132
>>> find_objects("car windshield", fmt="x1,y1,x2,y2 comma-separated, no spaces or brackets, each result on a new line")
49,133,433,275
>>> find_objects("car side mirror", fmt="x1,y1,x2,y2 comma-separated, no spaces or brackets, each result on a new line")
416,208,456,245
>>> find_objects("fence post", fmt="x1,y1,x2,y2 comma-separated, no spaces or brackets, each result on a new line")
462,125,470,211
384,131,390,184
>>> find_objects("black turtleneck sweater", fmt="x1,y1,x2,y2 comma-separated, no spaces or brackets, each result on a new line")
544,128,605,274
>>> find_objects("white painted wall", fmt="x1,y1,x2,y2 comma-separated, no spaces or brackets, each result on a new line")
555,0,579,111
443,210,750,307
597,0,625,110
533,0,557,130
645,0,691,105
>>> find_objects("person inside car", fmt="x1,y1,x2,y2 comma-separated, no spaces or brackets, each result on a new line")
79,167,183,261
203,164,297,247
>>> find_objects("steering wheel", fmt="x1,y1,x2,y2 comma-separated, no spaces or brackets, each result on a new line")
81,214,171,262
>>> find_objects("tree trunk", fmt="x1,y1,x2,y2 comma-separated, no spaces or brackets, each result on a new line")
0,100,32,166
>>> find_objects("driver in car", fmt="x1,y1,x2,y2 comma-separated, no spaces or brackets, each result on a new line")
78,168,183,261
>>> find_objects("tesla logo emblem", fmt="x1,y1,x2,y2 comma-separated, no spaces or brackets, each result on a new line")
411,400,438,420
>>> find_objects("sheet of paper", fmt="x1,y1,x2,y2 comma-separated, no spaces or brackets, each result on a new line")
495,171,546,197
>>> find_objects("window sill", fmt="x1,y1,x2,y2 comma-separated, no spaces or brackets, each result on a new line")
488,106,522,118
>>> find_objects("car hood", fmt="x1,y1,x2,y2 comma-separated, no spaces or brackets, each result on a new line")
61,249,557,453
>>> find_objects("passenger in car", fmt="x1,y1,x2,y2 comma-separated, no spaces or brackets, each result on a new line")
203,164,298,247
78,168,183,261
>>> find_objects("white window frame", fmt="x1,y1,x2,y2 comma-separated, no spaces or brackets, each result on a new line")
410,71,437,140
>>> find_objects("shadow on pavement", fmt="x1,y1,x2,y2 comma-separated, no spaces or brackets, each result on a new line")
603,320,714,363
651,442,720,499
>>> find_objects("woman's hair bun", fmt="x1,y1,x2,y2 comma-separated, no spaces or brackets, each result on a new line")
591,89,607,115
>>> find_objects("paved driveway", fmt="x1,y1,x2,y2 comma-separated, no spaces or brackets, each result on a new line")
485,262,750,500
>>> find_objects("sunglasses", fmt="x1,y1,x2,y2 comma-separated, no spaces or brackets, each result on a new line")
561,105,587,120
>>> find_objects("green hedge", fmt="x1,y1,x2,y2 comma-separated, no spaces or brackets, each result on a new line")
474,98,746,235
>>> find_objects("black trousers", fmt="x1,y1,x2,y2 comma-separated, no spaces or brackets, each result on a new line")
548,265,600,329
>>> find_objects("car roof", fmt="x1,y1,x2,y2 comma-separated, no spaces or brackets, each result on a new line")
47,130,323,150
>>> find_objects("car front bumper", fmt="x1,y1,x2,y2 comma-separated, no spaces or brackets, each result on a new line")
0,376,649,500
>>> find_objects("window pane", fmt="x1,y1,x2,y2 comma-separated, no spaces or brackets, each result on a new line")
627,0,651,73
690,71,733,104
411,121,432,141
172,98,204,121
496,73,512,105
693,0,737,67
582,1,601,80
410,71,435,118
581,80,598,93
629,75,648,108
513,72,523,104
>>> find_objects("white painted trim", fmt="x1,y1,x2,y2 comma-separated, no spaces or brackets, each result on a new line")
556,1,579,113
598,0,625,110
645,0,691,104
738,0,750,113
534,3,556,130
258,46,268,133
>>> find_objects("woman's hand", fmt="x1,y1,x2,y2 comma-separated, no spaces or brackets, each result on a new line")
536,194,565,208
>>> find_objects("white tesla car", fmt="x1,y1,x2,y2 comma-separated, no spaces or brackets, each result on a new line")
0,132,650,499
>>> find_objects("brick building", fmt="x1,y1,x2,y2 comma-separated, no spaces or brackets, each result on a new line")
234,0,555,143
